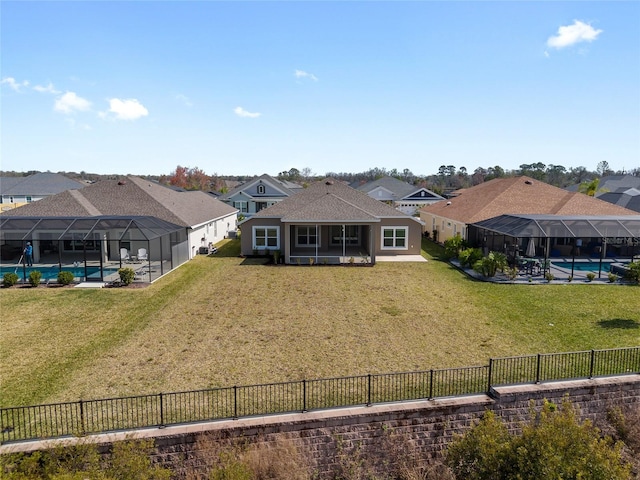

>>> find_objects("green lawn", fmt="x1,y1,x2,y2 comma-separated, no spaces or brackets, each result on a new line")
1,239,638,407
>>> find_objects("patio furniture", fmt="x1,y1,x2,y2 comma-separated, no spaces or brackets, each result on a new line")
120,248,130,262
137,248,148,261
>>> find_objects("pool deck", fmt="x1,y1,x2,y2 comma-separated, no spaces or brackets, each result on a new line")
452,257,635,284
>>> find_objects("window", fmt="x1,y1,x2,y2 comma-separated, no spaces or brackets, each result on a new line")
26,196,32,203
257,184,265,194
381,227,408,249
253,226,279,249
330,225,360,245
233,201,248,213
296,226,319,247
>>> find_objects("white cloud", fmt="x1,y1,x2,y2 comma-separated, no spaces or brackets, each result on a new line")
1,77,30,92
176,94,193,107
102,98,149,120
54,91,92,114
234,106,261,118
33,82,61,94
295,69,318,81
547,20,602,49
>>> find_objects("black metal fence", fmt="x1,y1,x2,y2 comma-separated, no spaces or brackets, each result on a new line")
1,347,638,444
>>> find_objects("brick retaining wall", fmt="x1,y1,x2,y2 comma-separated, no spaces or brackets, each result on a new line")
2,375,638,478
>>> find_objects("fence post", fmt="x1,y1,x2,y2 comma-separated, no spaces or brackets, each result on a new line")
428,369,434,400
302,380,307,413
589,349,596,379
367,374,372,406
487,359,493,393
159,393,165,428
535,353,541,384
233,386,238,419
79,399,85,435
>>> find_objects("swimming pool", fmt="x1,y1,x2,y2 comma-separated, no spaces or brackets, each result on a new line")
0,266,119,281
551,261,614,273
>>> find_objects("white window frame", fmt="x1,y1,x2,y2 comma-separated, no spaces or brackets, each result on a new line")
234,201,248,213
295,225,320,248
257,184,266,194
253,226,280,250
381,226,408,250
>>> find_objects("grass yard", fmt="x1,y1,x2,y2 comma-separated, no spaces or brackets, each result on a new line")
1,239,638,408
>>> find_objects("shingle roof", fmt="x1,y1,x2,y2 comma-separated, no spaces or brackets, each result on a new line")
566,175,640,193
420,176,637,223
356,176,417,198
253,178,415,222
0,172,85,195
0,176,237,227
218,174,302,201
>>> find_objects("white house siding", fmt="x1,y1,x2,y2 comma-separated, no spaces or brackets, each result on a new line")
189,212,238,258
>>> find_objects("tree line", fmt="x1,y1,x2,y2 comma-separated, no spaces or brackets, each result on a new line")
2,161,638,195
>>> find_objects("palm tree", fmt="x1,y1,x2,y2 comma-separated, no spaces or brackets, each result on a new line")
578,178,601,197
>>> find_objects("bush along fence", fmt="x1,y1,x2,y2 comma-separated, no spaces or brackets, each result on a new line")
1,347,639,444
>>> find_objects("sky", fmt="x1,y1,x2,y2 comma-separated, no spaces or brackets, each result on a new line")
1,1,639,178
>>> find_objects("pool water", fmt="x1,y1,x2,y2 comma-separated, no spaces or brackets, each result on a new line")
0,266,119,280
551,261,613,273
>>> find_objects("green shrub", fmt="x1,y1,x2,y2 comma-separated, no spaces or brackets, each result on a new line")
118,267,135,286
608,272,618,283
0,438,171,479
458,248,483,268
545,272,554,282
3,272,19,287
443,235,466,259
446,398,631,480
57,271,75,286
586,272,596,282
28,270,42,287
473,252,507,278
626,261,640,284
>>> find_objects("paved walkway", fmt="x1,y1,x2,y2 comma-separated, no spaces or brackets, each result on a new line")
377,255,427,263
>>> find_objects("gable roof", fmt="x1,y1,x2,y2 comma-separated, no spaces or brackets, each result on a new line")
597,189,640,213
0,172,85,196
218,174,302,201
566,175,640,193
357,176,444,201
251,178,416,222
0,176,237,227
420,176,638,224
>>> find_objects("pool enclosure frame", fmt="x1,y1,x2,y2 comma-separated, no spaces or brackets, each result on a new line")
469,214,640,278
0,216,189,283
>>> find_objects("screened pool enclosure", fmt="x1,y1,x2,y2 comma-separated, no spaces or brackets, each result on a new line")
469,214,640,278
0,216,189,283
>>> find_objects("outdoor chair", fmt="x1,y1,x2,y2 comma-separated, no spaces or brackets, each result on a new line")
137,248,148,261
120,248,130,262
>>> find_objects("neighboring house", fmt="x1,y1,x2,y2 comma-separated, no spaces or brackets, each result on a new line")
419,176,638,244
240,178,423,264
218,174,303,218
567,175,640,213
0,177,237,282
0,172,86,211
356,176,444,215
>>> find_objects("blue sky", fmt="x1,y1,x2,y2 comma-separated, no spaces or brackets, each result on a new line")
2,1,639,177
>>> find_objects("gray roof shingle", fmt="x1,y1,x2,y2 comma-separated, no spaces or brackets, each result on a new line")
0,172,85,195
253,178,415,222
1,176,237,227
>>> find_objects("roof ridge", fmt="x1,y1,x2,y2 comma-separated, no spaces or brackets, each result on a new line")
549,191,576,214
68,189,102,216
